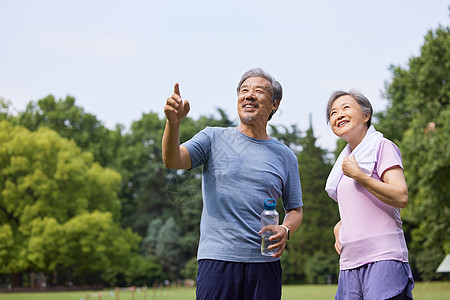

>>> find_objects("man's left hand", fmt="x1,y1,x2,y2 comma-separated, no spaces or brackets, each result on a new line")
259,225,288,258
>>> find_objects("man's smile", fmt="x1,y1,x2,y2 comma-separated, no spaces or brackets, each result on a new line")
243,102,258,110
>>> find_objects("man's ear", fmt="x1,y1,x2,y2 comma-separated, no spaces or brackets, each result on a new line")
273,99,280,111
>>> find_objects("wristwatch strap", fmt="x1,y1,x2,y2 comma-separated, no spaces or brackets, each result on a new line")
280,224,290,240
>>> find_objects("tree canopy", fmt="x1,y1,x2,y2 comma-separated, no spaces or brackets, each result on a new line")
376,25,449,281
0,121,140,286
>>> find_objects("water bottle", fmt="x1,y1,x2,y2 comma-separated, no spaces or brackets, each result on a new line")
261,198,279,256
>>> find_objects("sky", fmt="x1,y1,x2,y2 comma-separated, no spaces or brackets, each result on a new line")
1,0,449,151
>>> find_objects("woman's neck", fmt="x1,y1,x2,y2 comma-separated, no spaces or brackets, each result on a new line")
346,126,368,151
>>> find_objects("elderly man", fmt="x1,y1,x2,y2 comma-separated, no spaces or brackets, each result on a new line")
162,68,303,300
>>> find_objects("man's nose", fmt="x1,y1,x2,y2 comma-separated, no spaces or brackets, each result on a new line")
245,89,256,99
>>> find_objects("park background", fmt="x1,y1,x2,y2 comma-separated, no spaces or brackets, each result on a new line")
0,0,449,294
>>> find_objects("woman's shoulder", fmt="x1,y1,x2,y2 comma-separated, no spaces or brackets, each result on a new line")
376,138,403,172
378,138,400,152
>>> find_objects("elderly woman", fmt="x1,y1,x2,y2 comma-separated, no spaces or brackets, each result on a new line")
325,90,415,300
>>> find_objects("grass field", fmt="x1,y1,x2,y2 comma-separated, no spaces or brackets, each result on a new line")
0,282,448,300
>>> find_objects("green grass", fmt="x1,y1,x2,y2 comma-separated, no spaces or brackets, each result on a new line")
282,282,450,300
0,287,196,300
0,282,448,300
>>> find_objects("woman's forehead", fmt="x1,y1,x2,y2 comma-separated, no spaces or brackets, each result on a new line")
332,95,358,108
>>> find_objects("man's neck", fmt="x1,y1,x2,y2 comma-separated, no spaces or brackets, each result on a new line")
238,123,270,140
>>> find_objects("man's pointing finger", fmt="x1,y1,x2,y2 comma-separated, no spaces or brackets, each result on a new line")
174,83,181,97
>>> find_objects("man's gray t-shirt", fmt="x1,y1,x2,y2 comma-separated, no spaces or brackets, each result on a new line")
183,127,303,263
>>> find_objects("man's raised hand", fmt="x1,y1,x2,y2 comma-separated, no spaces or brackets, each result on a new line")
164,83,190,124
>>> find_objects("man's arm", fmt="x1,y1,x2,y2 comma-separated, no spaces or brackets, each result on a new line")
162,83,192,170
282,206,303,234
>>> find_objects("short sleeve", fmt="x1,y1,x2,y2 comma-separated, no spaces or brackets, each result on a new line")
376,139,403,178
281,151,303,210
182,127,212,169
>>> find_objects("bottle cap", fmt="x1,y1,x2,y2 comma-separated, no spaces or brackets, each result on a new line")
264,199,277,210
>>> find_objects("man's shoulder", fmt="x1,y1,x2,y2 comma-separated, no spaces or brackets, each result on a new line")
202,126,233,133
270,137,295,151
193,127,238,145
268,138,298,162
192,126,229,137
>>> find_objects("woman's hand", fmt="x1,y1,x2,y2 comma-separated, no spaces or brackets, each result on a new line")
333,221,342,255
341,155,364,180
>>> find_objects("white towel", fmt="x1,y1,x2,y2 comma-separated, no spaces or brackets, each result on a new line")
325,125,383,201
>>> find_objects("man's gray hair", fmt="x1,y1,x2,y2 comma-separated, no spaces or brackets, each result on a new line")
326,90,373,128
236,68,282,121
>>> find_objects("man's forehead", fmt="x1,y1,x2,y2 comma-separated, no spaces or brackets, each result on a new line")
241,76,271,87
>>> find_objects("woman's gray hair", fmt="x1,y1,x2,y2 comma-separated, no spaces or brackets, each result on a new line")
326,90,373,128
236,68,282,121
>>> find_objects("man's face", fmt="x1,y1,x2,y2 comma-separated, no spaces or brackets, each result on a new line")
237,76,277,126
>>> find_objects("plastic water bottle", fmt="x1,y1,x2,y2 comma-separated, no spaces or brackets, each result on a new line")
261,198,279,256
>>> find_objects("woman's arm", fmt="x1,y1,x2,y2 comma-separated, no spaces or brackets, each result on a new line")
342,155,408,208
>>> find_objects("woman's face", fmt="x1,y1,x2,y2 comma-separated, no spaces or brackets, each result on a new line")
329,95,370,142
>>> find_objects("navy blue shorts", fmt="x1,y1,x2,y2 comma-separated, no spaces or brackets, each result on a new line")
196,259,282,300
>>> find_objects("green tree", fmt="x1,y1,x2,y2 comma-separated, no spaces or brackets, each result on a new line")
13,95,123,168
155,217,183,280
180,257,198,281
269,124,303,151
304,251,339,284
141,218,164,257
123,254,164,286
0,121,139,286
26,211,141,285
116,112,169,236
376,26,450,280
0,97,13,122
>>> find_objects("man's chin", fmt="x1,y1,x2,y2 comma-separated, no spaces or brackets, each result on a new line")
241,117,255,124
